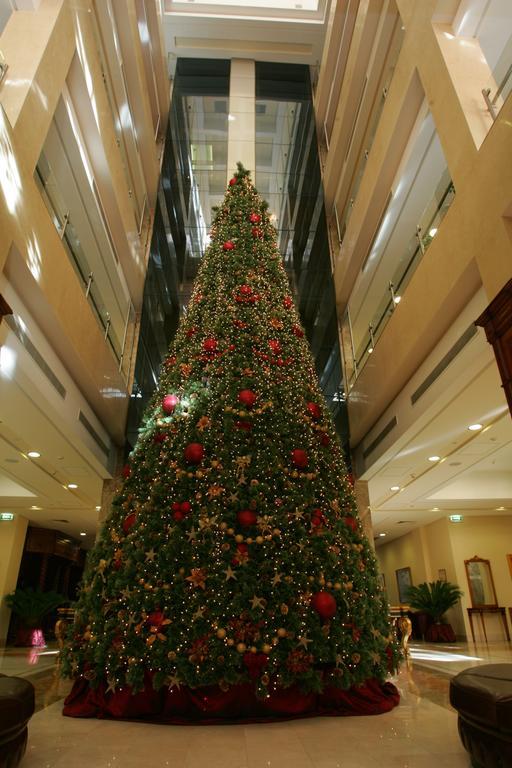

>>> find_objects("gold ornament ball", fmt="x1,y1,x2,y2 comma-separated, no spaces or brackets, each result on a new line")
262,643,272,654
227,527,235,535
334,582,342,590
235,534,244,543
236,642,247,653
277,628,287,637
227,638,234,646
246,537,253,544
250,646,257,653
217,628,227,639
255,536,264,544
220,522,228,530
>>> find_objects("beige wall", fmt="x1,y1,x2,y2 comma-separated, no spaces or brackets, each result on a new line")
450,516,512,642
377,527,428,605
0,515,28,644
377,514,512,641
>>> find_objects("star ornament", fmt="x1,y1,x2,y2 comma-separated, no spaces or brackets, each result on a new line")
186,568,208,589
224,566,237,581
145,548,156,562
250,595,266,609
297,634,313,649
167,674,182,691
106,677,117,695
192,606,206,621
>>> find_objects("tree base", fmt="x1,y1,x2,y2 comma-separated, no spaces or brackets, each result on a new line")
63,675,399,723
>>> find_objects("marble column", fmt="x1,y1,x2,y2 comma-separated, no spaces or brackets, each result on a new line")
0,514,28,644
227,59,256,181
354,479,374,548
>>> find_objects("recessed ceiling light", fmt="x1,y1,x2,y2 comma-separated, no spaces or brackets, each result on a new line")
80,531,86,536
27,451,40,458
428,455,441,462
95,505,101,511
393,296,401,304
67,483,78,489
429,227,438,237
468,423,483,431
390,485,400,491
495,506,506,511
30,505,42,510
378,532,387,537
368,347,373,354
431,507,440,511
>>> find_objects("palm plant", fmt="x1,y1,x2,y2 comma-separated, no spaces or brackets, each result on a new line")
406,580,463,624
5,587,67,626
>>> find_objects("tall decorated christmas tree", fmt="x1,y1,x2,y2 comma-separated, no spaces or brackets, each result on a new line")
62,165,400,721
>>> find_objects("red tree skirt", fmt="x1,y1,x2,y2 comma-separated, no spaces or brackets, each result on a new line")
63,675,399,724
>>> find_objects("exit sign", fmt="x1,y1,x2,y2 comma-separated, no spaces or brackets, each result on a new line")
0,512,14,521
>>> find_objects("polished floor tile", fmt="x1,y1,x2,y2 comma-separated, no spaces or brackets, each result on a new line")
20,659,474,768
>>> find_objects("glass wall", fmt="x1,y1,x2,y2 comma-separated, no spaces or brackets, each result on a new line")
127,59,349,458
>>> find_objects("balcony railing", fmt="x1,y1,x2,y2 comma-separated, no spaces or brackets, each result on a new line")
341,176,455,388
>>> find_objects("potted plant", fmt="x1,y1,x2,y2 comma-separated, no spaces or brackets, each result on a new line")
5,587,67,647
406,580,463,642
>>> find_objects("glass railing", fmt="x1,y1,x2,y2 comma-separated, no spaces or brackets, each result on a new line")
341,173,455,387
35,167,136,383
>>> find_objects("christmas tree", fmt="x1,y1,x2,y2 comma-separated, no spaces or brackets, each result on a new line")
62,165,400,721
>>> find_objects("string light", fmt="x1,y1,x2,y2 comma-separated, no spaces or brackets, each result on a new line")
61,164,400,708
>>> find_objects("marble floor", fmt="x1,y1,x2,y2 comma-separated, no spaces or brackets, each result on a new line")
3,639,511,768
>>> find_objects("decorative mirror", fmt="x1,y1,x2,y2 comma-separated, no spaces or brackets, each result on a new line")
464,556,498,608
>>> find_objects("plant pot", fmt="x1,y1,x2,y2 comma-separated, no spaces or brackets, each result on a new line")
425,622,456,643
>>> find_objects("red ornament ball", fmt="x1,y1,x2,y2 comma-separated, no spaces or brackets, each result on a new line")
311,591,337,619
292,325,304,338
307,402,321,420
320,433,330,446
251,227,263,238
203,337,218,353
238,389,257,409
249,212,261,224
180,501,192,514
229,177,237,186
291,449,308,469
172,509,185,522
122,512,137,534
184,442,204,464
162,394,179,414
153,432,166,444
122,464,131,479
283,296,293,309
237,509,258,527
223,240,235,251
343,516,358,532
239,284,253,295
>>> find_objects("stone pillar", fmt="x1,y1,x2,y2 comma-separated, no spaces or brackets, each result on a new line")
353,479,374,548
227,59,256,181
0,514,28,645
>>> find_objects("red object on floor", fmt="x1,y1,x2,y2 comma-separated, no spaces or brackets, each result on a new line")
63,675,399,723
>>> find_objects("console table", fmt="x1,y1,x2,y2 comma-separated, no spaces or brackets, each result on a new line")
467,607,510,643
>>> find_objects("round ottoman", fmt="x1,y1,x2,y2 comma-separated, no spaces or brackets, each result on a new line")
0,673,35,768
449,664,512,768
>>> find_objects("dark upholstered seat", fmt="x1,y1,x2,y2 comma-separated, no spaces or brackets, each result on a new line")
0,673,35,768
449,664,512,768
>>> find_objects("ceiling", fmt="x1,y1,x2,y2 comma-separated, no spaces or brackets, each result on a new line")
368,331,512,546
164,0,330,76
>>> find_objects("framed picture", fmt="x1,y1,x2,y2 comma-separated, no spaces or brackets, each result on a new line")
438,568,447,582
507,554,512,579
395,567,412,603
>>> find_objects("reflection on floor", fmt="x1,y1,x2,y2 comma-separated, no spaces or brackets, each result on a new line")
2,639,511,767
